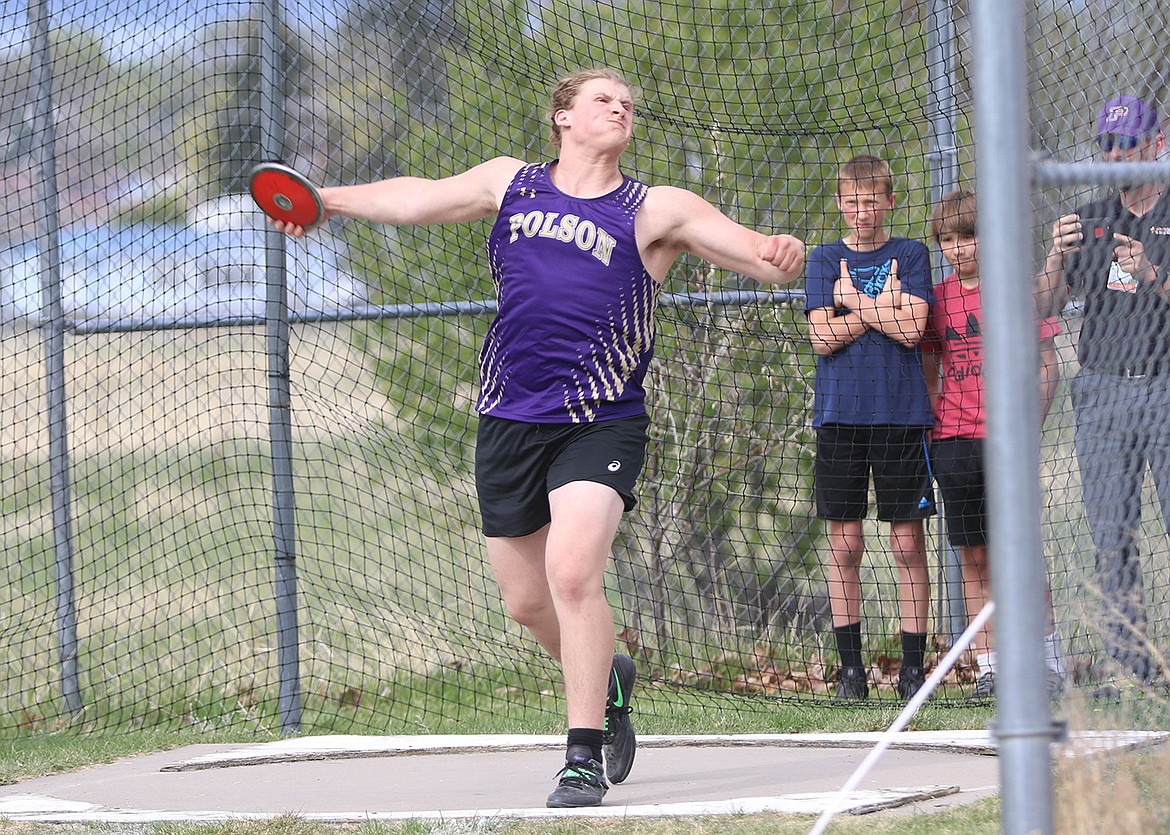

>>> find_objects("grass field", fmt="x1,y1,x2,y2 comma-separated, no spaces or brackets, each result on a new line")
0,320,980,735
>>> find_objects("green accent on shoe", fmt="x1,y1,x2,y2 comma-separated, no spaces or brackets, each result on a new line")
604,654,637,784
611,669,626,708
546,749,608,808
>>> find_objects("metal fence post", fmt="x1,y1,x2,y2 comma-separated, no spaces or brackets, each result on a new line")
926,0,968,646
260,0,302,733
971,0,1060,831
30,0,83,719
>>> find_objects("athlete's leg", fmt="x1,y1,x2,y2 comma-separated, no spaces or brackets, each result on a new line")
486,526,563,660
546,480,624,730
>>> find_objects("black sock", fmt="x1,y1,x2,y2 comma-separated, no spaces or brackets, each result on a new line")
567,728,604,763
833,621,864,670
902,631,928,669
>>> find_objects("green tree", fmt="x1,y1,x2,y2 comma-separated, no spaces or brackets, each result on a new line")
175,6,311,201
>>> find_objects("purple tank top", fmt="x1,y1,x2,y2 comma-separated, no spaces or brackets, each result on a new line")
478,162,657,423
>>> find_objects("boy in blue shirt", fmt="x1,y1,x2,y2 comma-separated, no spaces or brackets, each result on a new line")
805,155,935,701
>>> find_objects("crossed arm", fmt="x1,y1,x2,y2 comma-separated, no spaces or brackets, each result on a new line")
807,258,928,356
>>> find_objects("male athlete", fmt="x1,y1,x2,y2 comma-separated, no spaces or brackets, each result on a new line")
272,67,805,807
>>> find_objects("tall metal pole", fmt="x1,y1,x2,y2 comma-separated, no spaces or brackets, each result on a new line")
259,0,302,733
970,0,1060,831
926,0,959,217
29,0,83,718
926,0,967,645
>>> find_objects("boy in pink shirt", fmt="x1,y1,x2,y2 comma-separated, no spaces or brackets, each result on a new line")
921,189,1067,700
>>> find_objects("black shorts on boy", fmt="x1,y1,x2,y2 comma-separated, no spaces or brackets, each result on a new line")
930,436,987,547
814,424,935,521
475,413,651,537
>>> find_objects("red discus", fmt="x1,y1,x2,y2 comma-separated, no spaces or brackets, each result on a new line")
249,162,325,230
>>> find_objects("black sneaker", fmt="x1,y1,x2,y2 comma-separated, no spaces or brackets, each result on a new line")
835,666,869,701
546,746,608,808
897,665,927,700
603,653,637,784
967,671,995,702
970,670,1066,701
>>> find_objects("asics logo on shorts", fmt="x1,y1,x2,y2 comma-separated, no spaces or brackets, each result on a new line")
607,460,622,472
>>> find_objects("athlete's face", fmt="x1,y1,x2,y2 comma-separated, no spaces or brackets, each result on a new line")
938,230,979,283
836,182,895,246
557,79,634,149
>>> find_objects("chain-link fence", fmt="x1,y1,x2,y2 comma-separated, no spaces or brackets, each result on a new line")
2,0,1168,735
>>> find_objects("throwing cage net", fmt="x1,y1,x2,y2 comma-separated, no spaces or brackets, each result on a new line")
1,0,1168,735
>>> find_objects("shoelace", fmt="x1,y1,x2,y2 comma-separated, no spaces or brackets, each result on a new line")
555,761,603,787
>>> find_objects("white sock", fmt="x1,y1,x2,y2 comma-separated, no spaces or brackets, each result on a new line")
976,652,996,677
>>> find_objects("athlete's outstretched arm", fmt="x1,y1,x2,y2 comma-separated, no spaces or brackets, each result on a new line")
639,186,805,285
271,157,526,236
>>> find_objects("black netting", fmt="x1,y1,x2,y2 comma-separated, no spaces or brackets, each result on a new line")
2,0,1168,735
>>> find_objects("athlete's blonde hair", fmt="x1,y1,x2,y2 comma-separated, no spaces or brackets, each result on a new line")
547,68,638,148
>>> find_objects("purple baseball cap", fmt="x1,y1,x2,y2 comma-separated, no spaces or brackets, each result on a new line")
1096,95,1161,137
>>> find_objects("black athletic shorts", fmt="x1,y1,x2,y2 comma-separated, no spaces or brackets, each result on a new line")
475,413,651,538
931,436,987,547
814,424,936,522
